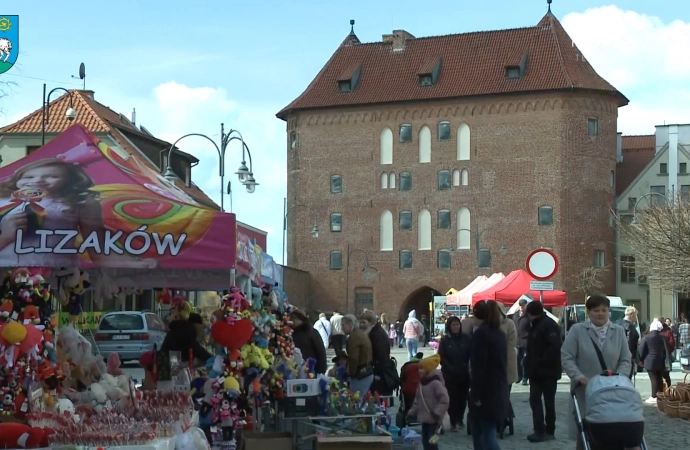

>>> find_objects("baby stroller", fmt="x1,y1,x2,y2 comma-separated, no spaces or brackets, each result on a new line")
573,371,648,450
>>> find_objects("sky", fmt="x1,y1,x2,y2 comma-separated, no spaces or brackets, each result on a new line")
1,1,689,261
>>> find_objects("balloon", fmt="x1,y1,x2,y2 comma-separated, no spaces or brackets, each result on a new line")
211,319,254,352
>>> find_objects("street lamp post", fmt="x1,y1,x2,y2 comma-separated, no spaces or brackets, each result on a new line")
42,83,77,145
448,227,507,273
164,123,257,212
282,204,319,265
345,246,375,314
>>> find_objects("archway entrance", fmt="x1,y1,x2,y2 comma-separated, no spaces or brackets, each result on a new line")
398,285,443,324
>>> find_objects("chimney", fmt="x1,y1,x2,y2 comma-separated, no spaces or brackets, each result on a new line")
392,30,415,51
80,90,95,100
382,34,393,44
616,132,622,162
132,108,136,126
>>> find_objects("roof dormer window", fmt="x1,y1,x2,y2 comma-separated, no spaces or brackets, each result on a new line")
417,57,442,87
338,80,352,93
337,64,362,94
505,66,521,79
418,74,433,86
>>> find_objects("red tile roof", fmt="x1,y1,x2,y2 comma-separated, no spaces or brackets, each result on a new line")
0,90,219,209
277,13,627,118
616,135,656,197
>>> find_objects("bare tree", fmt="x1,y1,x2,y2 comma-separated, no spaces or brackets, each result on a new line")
573,266,609,300
0,80,17,115
615,199,690,293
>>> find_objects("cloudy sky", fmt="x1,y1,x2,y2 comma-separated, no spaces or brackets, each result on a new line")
1,1,689,261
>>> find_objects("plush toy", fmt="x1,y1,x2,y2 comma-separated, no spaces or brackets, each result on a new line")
171,298,192,321
0,423,51,448
86,382,108,412
107,352,124,376
22,304,41,325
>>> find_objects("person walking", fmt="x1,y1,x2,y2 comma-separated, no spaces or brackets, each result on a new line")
679,318,689,350
396,320,405,348
524,301,562,442
639,319,669,403
438,316,471,430
513,299,530,385
360,310,393,395
403,311,425,361
658,316,675,388
314,312,331,350
406,354,449,450
290,309,327,374
469,300,508,450
330,311,346,354
623,306,640,379
561,295,631,450
342,314,374,398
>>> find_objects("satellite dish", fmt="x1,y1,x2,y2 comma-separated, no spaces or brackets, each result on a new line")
78,63,85,80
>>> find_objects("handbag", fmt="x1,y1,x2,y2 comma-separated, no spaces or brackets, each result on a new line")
588,335,611,374
419,386,443,444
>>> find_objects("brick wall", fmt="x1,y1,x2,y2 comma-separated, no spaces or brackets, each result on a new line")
284,92,619,319
281,265,311,310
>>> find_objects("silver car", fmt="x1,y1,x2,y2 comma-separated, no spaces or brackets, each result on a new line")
94,311,167,362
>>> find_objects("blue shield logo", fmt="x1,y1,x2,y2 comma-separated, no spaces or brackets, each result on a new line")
0,15,18,74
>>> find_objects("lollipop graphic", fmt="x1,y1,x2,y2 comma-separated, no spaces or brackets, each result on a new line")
0,188,46,234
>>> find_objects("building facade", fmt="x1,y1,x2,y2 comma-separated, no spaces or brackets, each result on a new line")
616,125,690,322
278,12,627,319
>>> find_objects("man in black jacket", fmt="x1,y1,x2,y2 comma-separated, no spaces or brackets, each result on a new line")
524,301,561,442
513,299,530,385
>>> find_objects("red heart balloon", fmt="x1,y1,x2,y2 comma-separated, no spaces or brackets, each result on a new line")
211,319,254,351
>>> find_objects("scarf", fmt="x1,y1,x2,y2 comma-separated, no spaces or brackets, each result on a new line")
591,321,610,347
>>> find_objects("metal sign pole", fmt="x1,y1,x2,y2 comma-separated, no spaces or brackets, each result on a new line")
540,290,544,303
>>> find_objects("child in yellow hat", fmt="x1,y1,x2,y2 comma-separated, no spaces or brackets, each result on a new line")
407,354,449,450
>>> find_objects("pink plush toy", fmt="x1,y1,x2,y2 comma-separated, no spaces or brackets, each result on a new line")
107,353,124,376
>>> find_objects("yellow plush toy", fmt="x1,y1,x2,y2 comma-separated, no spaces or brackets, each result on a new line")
2,320,27,345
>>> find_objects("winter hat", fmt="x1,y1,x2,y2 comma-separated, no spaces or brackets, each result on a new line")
420,354,441,372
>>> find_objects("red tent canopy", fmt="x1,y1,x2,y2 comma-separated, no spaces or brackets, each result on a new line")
471,269,567,307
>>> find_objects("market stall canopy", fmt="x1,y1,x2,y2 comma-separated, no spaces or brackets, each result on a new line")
471,269,567,307
448,273,505,306
506,294,560,323
0,124,236,288
446,276,486,306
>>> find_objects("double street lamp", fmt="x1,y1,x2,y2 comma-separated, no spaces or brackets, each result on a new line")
448,227,507,272
42,83,77,145
164,123,258,212
282,204,319,265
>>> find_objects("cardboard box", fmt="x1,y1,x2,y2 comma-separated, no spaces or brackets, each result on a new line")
316,436,393,450
241,432,293,450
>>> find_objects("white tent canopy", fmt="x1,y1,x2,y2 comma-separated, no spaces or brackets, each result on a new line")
447,273,505,306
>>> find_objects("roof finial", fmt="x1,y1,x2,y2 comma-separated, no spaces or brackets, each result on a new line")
349,19,356,35
547,0,552,13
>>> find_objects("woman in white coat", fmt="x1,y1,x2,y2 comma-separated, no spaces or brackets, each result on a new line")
561,294,631,449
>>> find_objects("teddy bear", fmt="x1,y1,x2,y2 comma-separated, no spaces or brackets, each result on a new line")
86,382,109,413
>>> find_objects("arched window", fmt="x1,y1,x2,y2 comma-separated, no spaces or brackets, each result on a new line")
380,128,393,165
380,210,393,251
457,123,471,160
417,209,431,250
419,126,431,163
452,169,461,186
457,207,471,250
461,169,469,186
381,172,388,189
389,172,396,189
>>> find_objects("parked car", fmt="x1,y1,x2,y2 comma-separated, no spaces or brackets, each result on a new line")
94,311,167,362
681,343,690,372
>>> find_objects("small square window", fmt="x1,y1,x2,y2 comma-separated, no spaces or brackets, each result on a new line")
593,250,605,268
538,206,553,226
659,163,668,174
399,211,412,231
438,121,451,141
587,118,599,137
330,213,342,232
437,210,451,229
399,172,412,191
620,255,635,283
399,124,412,143
505,66,521,79
478,249,491,269
399,250,413,269
338,80,352,93
330,251,342,270
438,170,451,190
437,250,451,269
418,74,433,86
681,163,688,174
330,175,342,194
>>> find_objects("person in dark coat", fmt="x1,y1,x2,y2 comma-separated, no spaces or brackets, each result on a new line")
469,300,508,450
438,316,471,430
360,310,393,395
524,301,562,442
639,319,669,399
659,316,675,388
160,312,212,363
290,309,327,374
623,306,640,379
513,299,531,385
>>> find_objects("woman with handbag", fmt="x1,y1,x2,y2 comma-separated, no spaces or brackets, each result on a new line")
406,354,449,450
